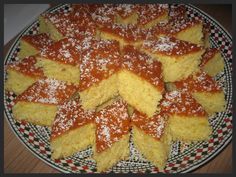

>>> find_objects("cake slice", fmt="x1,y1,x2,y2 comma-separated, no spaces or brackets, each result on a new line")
160,90,212,142
119,45,164,117
99,23,147,48
50,98,95,159
36,37,81,85
200,48,224,77
18,33,53,59
142,36,205,82
91,4,116,27
39,10,96,41
152,18,204,45
114,4,139,25
12,78,78,126
131,109,171,170
173,71,226,115
5,56,44,95
137,4,169,29
93,98,130,172
79,39,121,110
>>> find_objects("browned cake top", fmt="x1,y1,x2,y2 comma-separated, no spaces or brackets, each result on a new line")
131,109,167,140
16,78,78,105
7,56,44,78
160,90,207,117
21,33,53,50
169,5,187,20
51,98,95,140
200,48,220,66
153,18,202,36
79,39,121,91
43,11,96,38
142,36,203,56
95,99,130,153
137,4,169,26
91,4,116,26
71,4,103,13
114,4,138,19
174,71,222,92
40,37,81,66
122,45,164,91
100,23,147,42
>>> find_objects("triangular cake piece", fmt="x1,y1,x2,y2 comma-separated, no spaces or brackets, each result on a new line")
12,78,78,126
99,23,147,48
39,10,96,41
113,4,139,25
200,48,225,77
93,98,130,172
142,36,205,82
78,39,121,110
5,56,44,95
36,37,81,84
131,109,171,170
50,98,95,159
152,18,203,45
160,90,212,142
119,45,164,117
173,71,226,115
18,33,53,59
136,4,169,29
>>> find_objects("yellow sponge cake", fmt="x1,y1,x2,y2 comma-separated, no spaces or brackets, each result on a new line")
152,18,204,45
161,90,212,142
137,4,169,29
5,56,44,95
142,36,205,82
18,33,53,59
79,39,121,110
36,37,81,85
93,98,130,172
131,110,171,170
200,48,224,77
39,10,96,41
119,45,164,117
99,23,147,49
174,71,226,116
114,4,139,25
91,4,116,27
12,78,78,126
50,98,95,159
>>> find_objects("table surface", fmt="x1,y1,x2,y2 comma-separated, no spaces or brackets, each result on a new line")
4,4,232,173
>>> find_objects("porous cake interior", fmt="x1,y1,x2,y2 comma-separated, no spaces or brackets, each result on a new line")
132,126,171,170
93,134,130,172
175,23,203,45
80,73,119,110
146,51,204,82
192,92,226,115
5,69,38,95
36,57,80,85
202,52,224,77
51,123,95,159
13,101,57,126
168,115,212,142
18,40,38,59
39,15,64,41
118,70,162,117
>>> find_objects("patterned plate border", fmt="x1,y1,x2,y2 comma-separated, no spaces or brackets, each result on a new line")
4,4,232,173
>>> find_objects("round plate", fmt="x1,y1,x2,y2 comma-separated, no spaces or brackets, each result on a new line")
4,4,232,173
